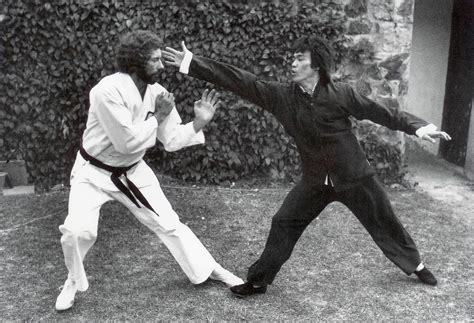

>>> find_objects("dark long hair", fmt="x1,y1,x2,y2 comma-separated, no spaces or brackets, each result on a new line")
292,36,334,86
116,30,163,74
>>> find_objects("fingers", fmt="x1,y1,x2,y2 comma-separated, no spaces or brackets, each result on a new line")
201,89,220,105
162,46,183,66
422,130,453,144
162,51,177,65
156,92,174,107
156,92,165,102
429,131,452,141
159,92,174,101
213,100,222,111
162,41,188,56
209,89,219,105
200,89,209,102
440,131,452,141
422,134,436,144
162,51,173,60
163,47,180,55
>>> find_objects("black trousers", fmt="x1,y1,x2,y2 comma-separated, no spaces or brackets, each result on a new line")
247,176,421,285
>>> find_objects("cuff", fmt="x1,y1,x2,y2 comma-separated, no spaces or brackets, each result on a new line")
416,123,437,138
179,51,193,74
184,121,205,144
147,114,158,127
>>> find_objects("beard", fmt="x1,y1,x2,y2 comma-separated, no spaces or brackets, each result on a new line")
136,66,159,85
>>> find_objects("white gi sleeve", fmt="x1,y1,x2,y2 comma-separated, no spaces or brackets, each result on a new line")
156,107,205,152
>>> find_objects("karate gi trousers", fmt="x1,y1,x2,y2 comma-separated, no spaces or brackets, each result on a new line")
247,176,421,286
59,153,217,292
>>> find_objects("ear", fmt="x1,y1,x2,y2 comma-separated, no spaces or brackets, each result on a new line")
310,64,320,72
310,59,319,71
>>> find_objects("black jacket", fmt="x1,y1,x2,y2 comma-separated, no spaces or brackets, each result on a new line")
189,55,428,191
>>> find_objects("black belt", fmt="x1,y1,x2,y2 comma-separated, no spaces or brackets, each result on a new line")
79,147,158,215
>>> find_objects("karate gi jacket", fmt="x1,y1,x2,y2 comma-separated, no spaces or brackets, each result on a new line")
74,72,204,191
184,56,429,191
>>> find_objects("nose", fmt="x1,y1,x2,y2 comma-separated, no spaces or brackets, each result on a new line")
291,60,297,68
157,60,164,69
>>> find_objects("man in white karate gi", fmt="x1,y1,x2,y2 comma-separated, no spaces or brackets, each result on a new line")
55,30,243,311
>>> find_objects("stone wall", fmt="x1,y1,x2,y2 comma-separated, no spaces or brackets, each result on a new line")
336,0,415,152
251,0,417,180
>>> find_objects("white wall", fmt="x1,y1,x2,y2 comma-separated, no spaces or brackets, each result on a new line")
406,0,453,154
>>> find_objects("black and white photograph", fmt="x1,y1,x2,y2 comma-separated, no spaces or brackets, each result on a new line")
1,0,472,321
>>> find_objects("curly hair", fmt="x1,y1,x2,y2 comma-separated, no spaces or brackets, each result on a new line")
116,30,163,74
292,36,334,86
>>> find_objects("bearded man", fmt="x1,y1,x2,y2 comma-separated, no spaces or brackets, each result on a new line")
55,30,243,311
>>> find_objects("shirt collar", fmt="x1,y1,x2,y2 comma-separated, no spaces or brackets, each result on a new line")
298,81,319,96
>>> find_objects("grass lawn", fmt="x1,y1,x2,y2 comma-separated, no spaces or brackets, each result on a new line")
1,177,472,321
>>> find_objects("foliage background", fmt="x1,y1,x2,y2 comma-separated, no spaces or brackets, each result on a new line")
1,0,406,190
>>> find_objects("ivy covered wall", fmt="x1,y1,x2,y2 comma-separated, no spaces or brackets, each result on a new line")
0,0,415,191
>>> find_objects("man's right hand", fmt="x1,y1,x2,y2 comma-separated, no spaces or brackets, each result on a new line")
154,92,174,123
162,41,190,68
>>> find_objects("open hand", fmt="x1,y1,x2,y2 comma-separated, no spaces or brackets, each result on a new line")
154,92,174,122
162,41,190,68
192,89,221,132
421,130,452,144
194,89,221,123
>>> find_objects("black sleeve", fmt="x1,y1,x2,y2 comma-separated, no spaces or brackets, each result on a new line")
188,55,286,115
341,83,428,135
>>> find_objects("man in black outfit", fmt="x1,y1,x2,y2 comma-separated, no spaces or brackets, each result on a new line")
163,36,451,297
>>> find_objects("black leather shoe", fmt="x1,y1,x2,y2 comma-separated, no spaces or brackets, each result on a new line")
230,282,267,298
414,267,437,286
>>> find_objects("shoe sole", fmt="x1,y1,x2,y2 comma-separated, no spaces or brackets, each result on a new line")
230,290,266,298
55,302,74,311
419,280,437,286
231,291,249,299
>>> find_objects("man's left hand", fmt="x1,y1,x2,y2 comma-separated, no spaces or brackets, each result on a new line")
193,89,221,132
421,130,452,143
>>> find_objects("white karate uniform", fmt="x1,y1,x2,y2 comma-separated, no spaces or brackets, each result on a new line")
59,72,217,292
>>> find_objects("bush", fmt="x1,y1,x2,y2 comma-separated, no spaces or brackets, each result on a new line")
1,0,404,190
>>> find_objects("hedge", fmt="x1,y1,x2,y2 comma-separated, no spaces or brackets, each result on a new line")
1,0,405,190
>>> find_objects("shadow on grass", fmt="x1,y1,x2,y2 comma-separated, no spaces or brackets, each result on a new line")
1,183,472,320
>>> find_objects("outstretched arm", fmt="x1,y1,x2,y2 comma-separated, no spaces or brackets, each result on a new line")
342,84,452,144
163,41,284,114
